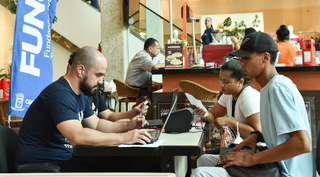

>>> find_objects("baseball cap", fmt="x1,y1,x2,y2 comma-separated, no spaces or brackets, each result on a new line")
229,32,278,57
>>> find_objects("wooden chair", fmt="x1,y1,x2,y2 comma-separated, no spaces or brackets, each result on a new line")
179,80,220,109
113,79,140,112
0,99,23,127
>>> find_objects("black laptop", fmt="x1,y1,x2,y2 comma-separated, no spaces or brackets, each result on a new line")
143,88,178,144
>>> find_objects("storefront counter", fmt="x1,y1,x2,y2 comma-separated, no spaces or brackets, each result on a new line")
152,66,320,92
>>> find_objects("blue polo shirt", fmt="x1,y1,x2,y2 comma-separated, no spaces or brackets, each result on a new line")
14,77,93,171
201,27,215,45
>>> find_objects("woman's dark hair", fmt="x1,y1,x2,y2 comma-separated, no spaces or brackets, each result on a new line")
206,17,213,28
276,25,289,41
245,27,256,36
144,38,159,50
220,59,252,86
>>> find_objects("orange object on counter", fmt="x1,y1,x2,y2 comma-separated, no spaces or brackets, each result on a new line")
0,78,10,99
301,38,316,66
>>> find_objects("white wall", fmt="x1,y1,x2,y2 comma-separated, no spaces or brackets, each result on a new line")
52,0,101,48
52,41,71,82
200,12,264,35
0,5,15,74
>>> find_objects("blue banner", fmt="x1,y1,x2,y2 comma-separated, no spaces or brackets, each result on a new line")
9,0,57,117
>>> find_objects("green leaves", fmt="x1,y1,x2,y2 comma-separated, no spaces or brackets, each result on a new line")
0,69,10,79
223,17,232,27
216,14,261,41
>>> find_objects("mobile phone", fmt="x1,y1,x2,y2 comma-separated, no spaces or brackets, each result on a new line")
140,104,147,115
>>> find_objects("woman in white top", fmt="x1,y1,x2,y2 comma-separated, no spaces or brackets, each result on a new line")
197,59,261,137
194,60,261,173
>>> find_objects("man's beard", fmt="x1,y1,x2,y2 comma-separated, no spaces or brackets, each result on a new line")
80,75,100,96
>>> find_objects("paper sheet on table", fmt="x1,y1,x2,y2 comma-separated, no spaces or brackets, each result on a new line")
118,140,163,148
185,93,208,112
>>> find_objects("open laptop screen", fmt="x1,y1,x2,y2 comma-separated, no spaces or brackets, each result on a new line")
161,88,178,131
170,88,179,112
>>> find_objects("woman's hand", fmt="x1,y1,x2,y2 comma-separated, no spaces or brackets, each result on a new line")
214,117,231,129
195,107,209,121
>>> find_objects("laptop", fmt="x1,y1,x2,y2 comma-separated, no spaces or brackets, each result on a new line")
147,88,178,127
142,88,178,144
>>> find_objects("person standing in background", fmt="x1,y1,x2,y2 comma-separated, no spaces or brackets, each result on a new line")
201,17,215,45
276,25,298,67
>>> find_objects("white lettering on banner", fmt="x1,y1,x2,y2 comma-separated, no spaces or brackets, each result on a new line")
44,18,51,58
24,0,45,29
20,51,40,76
22,24,43,54
11,93,25,111
20,0,45,77
26,99,33,105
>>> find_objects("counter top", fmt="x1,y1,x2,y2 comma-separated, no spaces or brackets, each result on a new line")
152,66,320,75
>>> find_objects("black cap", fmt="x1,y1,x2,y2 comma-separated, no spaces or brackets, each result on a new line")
229,32,278,57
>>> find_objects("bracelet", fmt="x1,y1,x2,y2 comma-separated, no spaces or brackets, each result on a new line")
250,130,263,142
205,112,214,124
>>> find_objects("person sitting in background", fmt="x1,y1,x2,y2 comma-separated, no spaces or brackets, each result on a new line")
276,25,299,66
193,60,261,174
231,27,256,50
15,46,152,172
67,52,148,122
201,17,215,45
125,38,164,102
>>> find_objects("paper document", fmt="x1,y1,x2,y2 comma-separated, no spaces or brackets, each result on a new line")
185,93,208,112
118,140,163,148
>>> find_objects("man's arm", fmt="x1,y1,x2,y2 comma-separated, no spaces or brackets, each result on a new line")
57,115,151,146
220,130,312,167
83,114,144,132
98,101,147,121
152,63,165,70
99,109,135,122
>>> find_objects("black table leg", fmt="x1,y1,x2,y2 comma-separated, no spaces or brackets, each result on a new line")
186,156,192,177
160,156,175,173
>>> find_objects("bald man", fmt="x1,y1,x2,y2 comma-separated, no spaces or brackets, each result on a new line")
14,46,152,172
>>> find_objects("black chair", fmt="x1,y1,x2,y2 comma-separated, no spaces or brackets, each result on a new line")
0,125,61,173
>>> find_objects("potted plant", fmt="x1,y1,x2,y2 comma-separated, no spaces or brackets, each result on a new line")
0,69,10,79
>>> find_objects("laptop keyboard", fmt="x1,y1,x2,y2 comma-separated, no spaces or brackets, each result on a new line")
147,119,163,127
149,131,159,138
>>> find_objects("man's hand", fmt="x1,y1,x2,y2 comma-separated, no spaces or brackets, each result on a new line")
127,115,148,129
132,101,149,117
122,129,152,145
233,134,258,153
219,150,255,168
